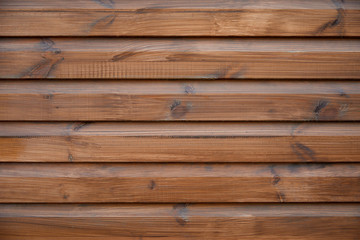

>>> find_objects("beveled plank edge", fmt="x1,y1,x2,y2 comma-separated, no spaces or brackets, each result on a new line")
1,203,359,217
0,122,359,136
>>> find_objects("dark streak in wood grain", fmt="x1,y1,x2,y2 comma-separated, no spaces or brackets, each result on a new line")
88,14,116,32
111,51,138,61
291,142,317,162
73,122,90,132
21,55,64,78
316,0,345,35
91,0,114,9
135,6,164,14
170,100,181,111
314,100,329,120
207,65,231,79
287,164,303,173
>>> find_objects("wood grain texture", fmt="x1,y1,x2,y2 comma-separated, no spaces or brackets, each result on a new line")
1,0,359,36
0,80,359,121
0,163,359,203
1,38,359,79
1,0,360,238
1,122,359,162
0,203,359,240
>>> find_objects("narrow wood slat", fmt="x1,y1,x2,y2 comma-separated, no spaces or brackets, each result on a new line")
1,38,359,79
1,0,359,36
0,203,359,239
3,0,360,10
1,122,359,162
0,80,359,121
0,163,359,203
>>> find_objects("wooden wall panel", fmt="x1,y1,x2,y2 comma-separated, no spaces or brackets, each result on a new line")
1,38,359,79
0,163,359,203
1,0,359,37
0,204,359,240
1,80,359,121
1,122,359,162
1,0,359,238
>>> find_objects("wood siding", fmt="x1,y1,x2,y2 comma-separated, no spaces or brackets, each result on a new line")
0,0,359,239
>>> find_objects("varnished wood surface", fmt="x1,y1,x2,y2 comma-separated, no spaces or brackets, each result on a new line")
0,203,359,239
1,122,359,162
1,38,359,79
1,1,359,238
1,0,359,36
0,80,359,121
0,163,359,203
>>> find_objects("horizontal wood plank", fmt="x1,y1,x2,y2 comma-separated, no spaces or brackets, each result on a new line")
0,0,360,36
0,80,359,121
1,38,359,79
3,0,360,10
0,163,359,203
1,122,359,162
1,0,359,36
0,203,359,239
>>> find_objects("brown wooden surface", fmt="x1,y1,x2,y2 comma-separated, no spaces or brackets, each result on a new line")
0,203,359,240
1,0,359,238
1,38,359,79
1,122,359,162
1,80,359,121
0,163,359,203
1,0,359,37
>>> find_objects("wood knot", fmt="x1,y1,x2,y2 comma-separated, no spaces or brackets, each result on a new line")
170,100,192,119
184,85,195,94
173,203,190,226
148,180,156,190
272,175,281,185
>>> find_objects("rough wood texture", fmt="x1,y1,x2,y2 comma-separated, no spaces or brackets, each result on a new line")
0,163,359,203
1,0,359,36
1,38,359,79
0,80,359,121
0,203,359,240
1,122,359,162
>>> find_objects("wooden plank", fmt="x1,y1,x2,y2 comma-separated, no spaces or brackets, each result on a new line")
1,0,359,36
1,38,359,79
0,80,359,121
1,122,359,162
3,0,360,10
0,203,359,239
0,163,359,203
